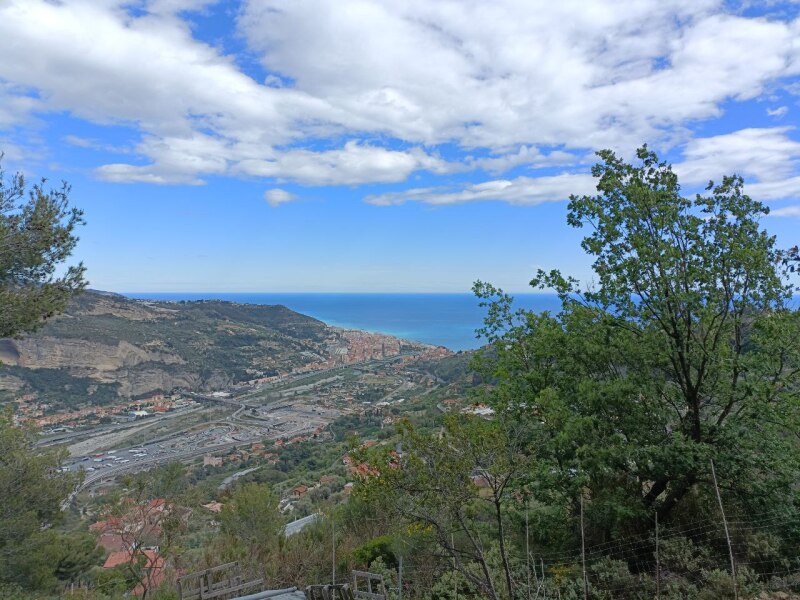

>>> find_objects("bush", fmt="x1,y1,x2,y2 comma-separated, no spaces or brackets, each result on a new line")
353,535,397,569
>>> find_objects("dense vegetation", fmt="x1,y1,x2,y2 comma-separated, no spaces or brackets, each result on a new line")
356,147,800,599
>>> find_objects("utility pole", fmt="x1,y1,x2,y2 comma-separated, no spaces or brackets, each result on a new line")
711,459,737,600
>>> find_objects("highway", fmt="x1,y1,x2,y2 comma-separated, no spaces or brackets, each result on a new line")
61,418,317,507
59,352,422,508
36,405,202,448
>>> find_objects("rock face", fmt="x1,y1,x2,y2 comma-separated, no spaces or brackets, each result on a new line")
3,338,185,371
0,291,337,404
0,291,431,408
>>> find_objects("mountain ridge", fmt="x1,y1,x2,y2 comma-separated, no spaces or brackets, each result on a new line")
0,290,427,410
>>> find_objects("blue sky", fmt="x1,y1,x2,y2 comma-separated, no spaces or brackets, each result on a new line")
2,0,800,292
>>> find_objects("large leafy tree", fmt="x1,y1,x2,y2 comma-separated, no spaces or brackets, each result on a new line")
0,159,86,338
475,146,800,538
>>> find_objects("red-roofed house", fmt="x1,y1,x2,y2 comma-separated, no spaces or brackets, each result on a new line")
291,485,309,499
103,549,166,596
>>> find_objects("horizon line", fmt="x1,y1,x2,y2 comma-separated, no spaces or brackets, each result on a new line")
112,290,557,296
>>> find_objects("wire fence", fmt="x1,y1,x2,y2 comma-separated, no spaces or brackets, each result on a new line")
382,509,800,599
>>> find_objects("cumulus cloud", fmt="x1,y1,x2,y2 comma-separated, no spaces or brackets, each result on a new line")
674,127,800,199
1,0,800,199
365,173,596,206
236,141,457,186
239,0,800,152
264,188,295,207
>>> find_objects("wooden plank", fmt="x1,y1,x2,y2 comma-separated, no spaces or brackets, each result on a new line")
178,562,258,600
196,580,264,600
352,592,386,600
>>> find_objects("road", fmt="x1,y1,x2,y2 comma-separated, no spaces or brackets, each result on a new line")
284,513,322,536
37,405,202,449
60,352,422,507
66,421,287,490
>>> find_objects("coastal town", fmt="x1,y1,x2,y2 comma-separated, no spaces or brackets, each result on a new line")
11,327,451,432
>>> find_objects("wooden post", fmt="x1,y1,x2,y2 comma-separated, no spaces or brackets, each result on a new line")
540,558,546,600
526,505,531,600
398,554,403,600
655,512,660,600
711,459,737,600
580,494,588,600
332,518,336,586
452,534,457,600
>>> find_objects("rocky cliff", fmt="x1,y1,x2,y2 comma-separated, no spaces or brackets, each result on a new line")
0,291,405,408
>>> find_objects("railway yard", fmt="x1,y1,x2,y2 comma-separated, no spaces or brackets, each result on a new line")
53,352,443,498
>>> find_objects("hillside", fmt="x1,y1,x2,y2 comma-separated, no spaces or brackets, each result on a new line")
0,291,425,410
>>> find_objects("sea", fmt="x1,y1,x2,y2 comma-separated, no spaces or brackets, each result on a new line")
123,293,563,351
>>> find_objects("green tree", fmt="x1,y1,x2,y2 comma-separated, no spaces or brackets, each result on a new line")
220,482,281,560
0,410,82,591
0,159,86,338
474,145,800,537
357,416,532,600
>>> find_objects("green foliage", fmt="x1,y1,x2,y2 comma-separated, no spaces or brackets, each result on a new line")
0,160,86,338
2,365,121,408
353,535,397,569
659,535,713,575
357,415,533,600
358,146,800,598
474,146,800,530
0,582,37,600
0,410,92,592
220,482,280,560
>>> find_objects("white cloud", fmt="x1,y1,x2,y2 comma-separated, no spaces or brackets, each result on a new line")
674,127,800,199
264,188,295,207
747,177,800,202
767,106,789,118
145,0,219,15
0,82,42,128
467,147,581,175
365,173,595,206
768,205,800,217
64,135,130,154
236,141,456,186
96,163,205,185
1,0,800,196
239,0,800,153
